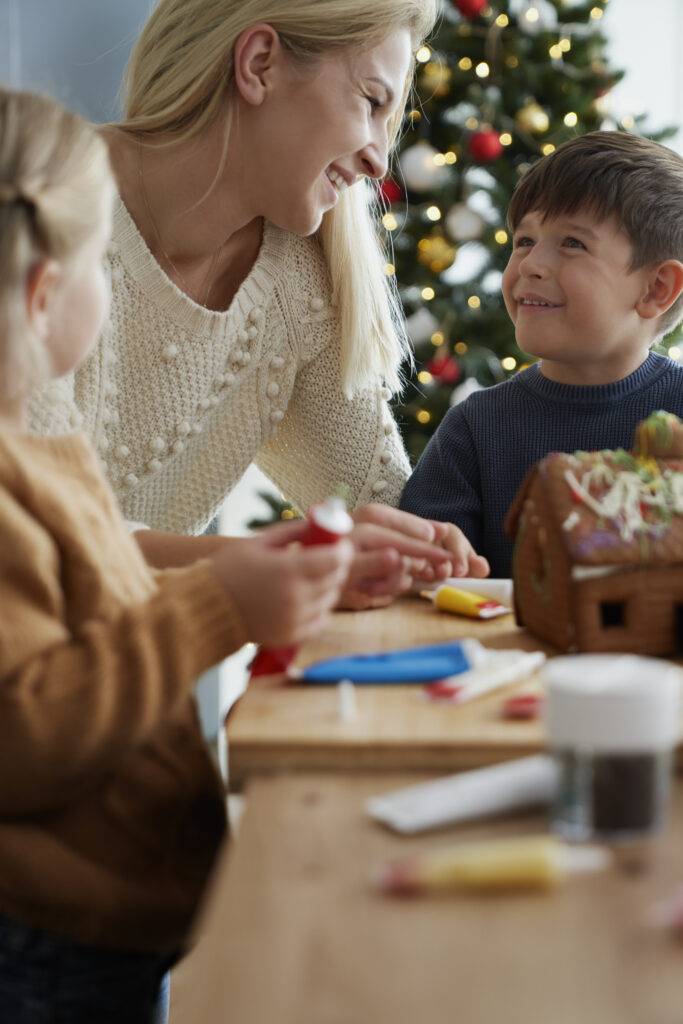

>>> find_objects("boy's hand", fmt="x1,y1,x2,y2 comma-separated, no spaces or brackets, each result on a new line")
208,520,353,646
429,520,490,579
336,505,489,610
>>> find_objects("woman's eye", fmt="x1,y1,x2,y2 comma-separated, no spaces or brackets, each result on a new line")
366,95,382,112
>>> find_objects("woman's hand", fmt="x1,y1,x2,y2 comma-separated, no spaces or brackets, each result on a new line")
339,504,488,610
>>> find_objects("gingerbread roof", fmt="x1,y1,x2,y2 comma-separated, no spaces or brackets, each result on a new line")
506,439,683,569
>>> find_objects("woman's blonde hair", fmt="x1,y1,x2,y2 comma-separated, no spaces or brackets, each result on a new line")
118,0,438,395
0,88,115,400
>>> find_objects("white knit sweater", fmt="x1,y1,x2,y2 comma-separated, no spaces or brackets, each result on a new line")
28,196,411,534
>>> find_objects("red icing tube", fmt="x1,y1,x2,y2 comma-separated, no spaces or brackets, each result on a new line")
248,497,354,679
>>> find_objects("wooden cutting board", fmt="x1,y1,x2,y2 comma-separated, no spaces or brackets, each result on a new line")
225,596,683,790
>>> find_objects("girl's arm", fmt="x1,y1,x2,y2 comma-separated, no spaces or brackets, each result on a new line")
134,528,234,568
0,495,354,815
0,494,245,814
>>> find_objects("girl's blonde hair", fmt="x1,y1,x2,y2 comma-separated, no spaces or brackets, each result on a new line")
118,0,438,395
0,88,114,400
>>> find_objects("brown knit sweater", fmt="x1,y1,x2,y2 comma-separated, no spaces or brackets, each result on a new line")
0,430,248,953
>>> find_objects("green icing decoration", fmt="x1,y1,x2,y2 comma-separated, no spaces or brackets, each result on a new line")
636,410,678,455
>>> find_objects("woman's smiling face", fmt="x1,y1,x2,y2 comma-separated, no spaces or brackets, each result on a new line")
235,28,413,236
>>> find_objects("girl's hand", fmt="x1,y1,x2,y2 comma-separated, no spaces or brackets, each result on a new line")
209,520,353,645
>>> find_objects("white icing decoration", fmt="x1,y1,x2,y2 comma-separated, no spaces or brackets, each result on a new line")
562,510,580,532
564,461,683,543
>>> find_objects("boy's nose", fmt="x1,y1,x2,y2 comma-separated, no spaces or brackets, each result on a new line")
518,244,550,278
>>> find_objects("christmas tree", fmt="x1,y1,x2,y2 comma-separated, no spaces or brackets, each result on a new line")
386,0,681,464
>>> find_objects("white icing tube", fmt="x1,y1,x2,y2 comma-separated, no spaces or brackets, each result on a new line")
366,754,557,834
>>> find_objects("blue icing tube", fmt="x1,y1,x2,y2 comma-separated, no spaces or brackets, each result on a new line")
301,640,477,684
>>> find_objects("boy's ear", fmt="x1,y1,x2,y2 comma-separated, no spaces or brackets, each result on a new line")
636,260,683,321
233,23,283,106
26,259,60,340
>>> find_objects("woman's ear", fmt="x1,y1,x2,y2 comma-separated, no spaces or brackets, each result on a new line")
25,259,60,340
636,260,683,321
233,23,283,106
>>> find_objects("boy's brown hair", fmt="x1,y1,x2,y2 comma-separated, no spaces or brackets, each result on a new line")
507,130,683,337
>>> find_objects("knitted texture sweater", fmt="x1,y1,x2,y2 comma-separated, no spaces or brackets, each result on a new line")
400,353,683,577
27,197,410,533
0,429,248,953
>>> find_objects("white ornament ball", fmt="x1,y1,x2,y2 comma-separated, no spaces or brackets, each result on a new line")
512,0,558,35
450,377,484,407
445,203,486,242
399,142,450,192
405,307,440,346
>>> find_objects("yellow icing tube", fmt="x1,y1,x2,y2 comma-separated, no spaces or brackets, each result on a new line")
422,584,511,619
374,834,610,894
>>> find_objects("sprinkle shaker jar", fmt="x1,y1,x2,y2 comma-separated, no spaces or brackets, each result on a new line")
542,655,682,843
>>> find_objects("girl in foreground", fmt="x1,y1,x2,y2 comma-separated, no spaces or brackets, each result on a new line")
0,86,353,1023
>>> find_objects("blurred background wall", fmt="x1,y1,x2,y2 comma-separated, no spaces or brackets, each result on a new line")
0,0,148,124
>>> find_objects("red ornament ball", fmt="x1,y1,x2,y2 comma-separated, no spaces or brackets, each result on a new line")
454,0,488,18
379,178,403,204
467,130,504,163
426,352,461,386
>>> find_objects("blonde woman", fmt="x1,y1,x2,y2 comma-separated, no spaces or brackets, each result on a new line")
29,0,489,602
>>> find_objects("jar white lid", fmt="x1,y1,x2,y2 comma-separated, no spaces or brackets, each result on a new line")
542,654,683,752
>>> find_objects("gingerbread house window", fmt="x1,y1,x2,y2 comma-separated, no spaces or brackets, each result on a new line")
600,601,625,629
675,605,683,652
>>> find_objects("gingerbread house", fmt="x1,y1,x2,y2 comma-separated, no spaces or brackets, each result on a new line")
504,411,683,655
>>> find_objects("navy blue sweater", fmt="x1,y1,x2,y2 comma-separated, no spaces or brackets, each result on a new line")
399,353,683,577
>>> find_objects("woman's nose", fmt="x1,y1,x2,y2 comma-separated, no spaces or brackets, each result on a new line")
358,130,389,180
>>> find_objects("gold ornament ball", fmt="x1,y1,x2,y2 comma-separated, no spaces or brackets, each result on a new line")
420,60,452,99
417,234,457,274
515,101,550,134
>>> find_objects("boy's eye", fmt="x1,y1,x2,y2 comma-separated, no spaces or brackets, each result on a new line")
513,236,534,248
564,236,586,249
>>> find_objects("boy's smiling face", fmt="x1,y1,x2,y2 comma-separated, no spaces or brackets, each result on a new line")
502,208,657,385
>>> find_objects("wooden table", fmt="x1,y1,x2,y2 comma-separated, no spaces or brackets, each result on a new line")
184,771,683,1024
225,596,683,789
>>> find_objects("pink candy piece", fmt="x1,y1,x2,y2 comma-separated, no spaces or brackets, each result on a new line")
423,679,464,701
501,694,544,720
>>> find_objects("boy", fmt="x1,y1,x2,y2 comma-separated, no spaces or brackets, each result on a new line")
400,131,683,577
